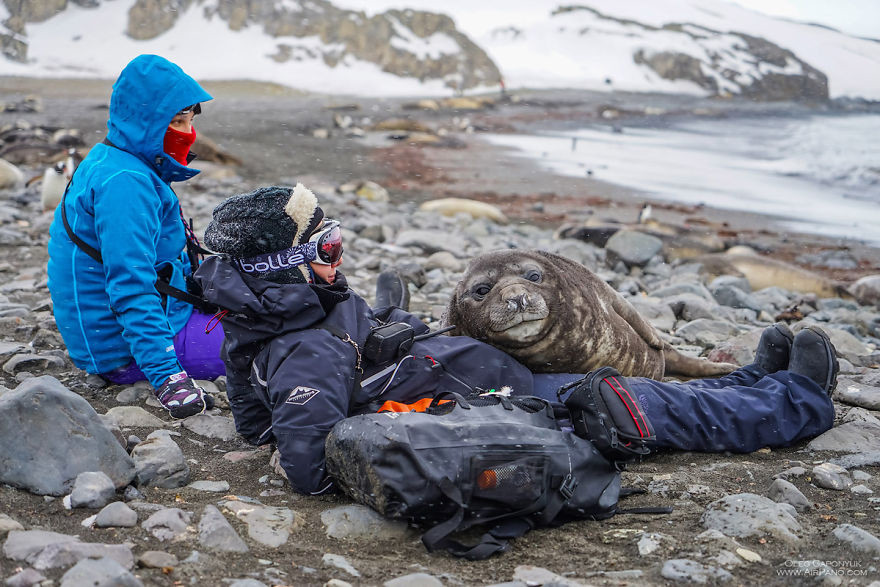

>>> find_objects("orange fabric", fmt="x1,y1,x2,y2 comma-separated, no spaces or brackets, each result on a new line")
377,398,450,413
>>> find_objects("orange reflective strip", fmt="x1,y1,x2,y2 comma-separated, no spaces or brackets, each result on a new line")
377,398,450,413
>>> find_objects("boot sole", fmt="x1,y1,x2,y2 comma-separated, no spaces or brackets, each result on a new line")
805,326,839,395
166,397,207,420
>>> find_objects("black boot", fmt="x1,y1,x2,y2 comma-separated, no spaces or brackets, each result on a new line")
753,322,794,374
788,326,839,395
375,269,410,312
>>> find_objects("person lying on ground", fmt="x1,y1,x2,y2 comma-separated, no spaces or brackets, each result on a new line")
192,184,838,495
47,54,226,419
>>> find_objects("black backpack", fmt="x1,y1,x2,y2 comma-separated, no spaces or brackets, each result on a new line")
325,393,624,560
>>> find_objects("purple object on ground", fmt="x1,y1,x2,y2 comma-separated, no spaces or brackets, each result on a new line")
101,310,226,385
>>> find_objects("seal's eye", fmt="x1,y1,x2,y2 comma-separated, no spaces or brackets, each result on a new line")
525,270,542,283
472,284,492,300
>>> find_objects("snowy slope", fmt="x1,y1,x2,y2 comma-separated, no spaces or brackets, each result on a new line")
334,0,880,99
2,0,879,99
0,0,462,96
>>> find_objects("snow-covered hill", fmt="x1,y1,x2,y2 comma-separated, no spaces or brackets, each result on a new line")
2,0,879,99
336,0,880,99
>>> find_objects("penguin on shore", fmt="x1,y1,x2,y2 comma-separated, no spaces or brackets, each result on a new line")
27,149,81,211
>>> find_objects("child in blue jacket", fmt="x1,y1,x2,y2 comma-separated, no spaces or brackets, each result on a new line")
47,55,225,418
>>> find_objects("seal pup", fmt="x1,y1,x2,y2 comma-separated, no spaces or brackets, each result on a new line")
444,249,738,378
694,253,850,299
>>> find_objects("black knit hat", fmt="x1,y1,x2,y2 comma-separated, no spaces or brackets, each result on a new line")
204,184,324,283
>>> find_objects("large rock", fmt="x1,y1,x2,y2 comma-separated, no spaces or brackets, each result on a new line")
219,498,302,548
605,230,663,267
95,502,138,528
130,430,190,488
834,378,880,411
198,505,249,553
832,524,880,556
0,376,135,496
142,508,191,542
394,229,460,255
60,557,143,587
821,328,871,365
707,328,763,366
701,493,801,543
103,406,165,428
808,421,880,453
182,413,238,441
675,319,742,347
69,471,116,509
629,298,676,332
767,479,812,512
3,529,134,570
661,558,732,583
321,505,411,541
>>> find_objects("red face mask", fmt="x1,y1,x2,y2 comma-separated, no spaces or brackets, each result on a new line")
163,125,197,166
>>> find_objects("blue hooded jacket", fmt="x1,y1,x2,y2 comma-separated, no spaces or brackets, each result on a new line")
47,54,213,388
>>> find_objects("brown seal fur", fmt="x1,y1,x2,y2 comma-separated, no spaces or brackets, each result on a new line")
443,250,737,378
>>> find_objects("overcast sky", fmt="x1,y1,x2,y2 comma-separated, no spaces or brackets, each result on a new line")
728,0,879,38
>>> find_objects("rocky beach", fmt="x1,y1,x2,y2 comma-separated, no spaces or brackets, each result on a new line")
1,78,880,586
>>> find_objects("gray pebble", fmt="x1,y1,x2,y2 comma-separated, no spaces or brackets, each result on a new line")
767,478,812,511
95,501,138,528
60,557,143,587
811,463,853,491
661,559,732,583
322,553,361,577
137,550,179,568
69,471,116,509
384,573,444,587
832,524,880,556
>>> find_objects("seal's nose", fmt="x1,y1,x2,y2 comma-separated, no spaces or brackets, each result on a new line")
502,287,531,312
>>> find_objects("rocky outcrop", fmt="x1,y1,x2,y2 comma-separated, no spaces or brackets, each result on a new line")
126,0,193,40
200,0,500,91
559,5,828,101
4,0,501,91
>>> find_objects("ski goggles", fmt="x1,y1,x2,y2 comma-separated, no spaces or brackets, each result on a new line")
308,219,343,265
176,103,202,116
232,220,343,275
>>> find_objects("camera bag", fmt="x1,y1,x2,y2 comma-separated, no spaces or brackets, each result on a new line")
325,393,623,560
558,367,655,466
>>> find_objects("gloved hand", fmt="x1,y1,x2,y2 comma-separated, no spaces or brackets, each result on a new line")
154,371,212,419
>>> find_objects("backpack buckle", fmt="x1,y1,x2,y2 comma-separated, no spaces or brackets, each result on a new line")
559,474,577,500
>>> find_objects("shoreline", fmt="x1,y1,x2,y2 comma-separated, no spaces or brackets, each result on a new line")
3,78,879,283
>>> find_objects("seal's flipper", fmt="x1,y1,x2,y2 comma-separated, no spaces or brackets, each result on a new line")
663,349,738,378
609,293,665,351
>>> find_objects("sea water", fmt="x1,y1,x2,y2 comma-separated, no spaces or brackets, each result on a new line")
483,113,880,244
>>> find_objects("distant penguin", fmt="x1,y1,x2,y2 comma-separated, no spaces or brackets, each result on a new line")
638,203,653,224
34,149,80,211
0,157,25,189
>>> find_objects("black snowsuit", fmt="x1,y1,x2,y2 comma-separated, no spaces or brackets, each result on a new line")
193,255,534,494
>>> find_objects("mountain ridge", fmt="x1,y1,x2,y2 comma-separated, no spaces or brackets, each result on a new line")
1,0,878,100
